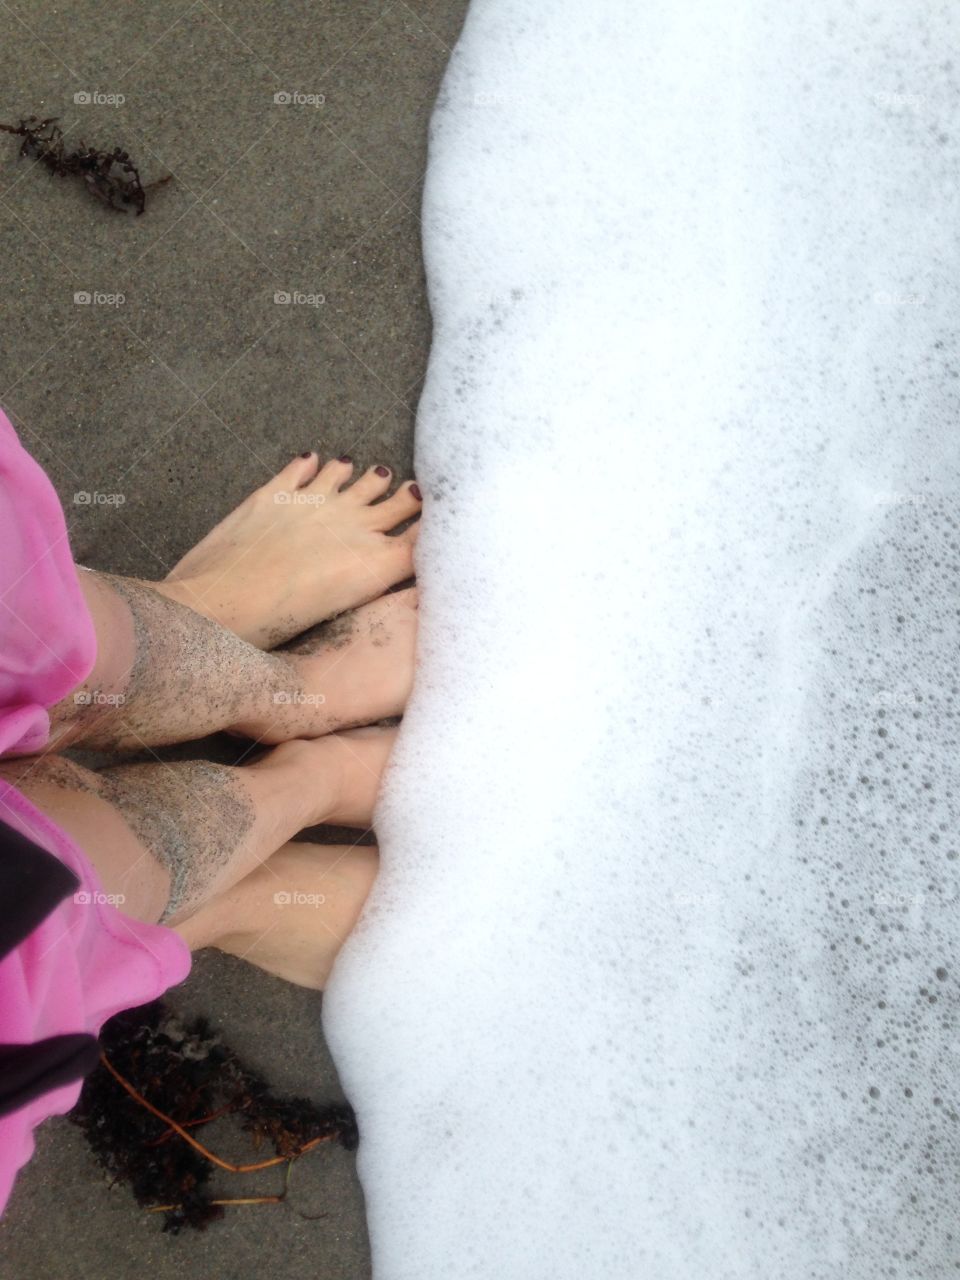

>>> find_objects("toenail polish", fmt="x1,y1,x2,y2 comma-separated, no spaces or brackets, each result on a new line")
299,450,313,458
410,483,422,501
338,454,353,463
375,464,390,476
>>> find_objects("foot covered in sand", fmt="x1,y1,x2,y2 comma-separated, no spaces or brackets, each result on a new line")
232,588,419,743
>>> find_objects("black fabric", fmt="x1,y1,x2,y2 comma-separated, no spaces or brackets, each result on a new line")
0,815,80,959
0,815,99,1117
0,1036,100,1119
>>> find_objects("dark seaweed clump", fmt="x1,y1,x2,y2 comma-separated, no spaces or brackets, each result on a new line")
71,1000,358,1232
0,116,171,214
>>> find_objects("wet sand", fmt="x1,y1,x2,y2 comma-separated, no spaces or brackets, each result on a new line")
0,2,467,1276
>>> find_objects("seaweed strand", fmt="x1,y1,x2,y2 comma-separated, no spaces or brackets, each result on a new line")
0,115,171,214
98,1050,328,1174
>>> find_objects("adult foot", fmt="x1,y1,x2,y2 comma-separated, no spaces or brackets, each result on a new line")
156,452,422,648
235,588,418,743
267,724,398,829
174,840,379,989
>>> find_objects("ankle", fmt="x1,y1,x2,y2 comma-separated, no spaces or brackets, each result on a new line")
228,655,326,743
252,739,345,827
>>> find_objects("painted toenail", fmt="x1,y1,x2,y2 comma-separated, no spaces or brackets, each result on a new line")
299,450,313,458
338,454,353,463
410,483,422,501
375,465,390,476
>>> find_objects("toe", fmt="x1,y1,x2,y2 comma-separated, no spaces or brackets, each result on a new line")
366,480,424,531
310,455,355,492
347,464,395,504
269,450,320,492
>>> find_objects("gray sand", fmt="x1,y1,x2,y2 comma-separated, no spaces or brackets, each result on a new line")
0,3,466,1276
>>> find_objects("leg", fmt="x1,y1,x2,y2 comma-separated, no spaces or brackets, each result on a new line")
174,840,379,990
39,569,416,754
156,452,423,648
0,729,394,924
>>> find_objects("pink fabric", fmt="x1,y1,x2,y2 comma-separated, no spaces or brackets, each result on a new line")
0,785,191,1211
0,410,97,757
0,408,191,1212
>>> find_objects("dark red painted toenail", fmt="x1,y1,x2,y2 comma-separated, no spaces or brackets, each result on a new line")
299,450,313,458
338,454,352,463
410,483,422,501
375,465,390,476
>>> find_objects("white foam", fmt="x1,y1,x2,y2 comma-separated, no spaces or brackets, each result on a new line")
323,1,960,1274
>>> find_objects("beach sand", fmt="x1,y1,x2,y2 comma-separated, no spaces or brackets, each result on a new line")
0,3,467,1275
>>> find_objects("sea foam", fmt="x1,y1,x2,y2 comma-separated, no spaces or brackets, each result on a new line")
322,1,960,1274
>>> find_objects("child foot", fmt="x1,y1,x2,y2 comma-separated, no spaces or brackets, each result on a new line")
156,452,423,648
175,840,379,990
235,588,418,743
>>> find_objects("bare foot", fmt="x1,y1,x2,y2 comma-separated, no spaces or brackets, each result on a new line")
269,724,398,829
233,588,418,743
156,452,422,648
174,727,393,985
174,840,378,990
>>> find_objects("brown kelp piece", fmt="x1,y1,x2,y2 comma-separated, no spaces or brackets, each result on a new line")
0,116,171,214
72,1001,359,1232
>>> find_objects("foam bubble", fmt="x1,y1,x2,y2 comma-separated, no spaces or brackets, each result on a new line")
323,1,960,1274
